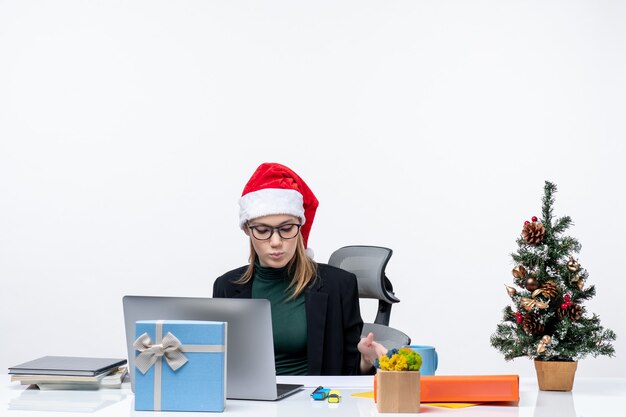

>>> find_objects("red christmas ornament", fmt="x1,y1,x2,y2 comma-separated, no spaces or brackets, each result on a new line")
561,303,569,309
524,220,530,225
564,294,571,303
515,311,523,324
532,216,538,222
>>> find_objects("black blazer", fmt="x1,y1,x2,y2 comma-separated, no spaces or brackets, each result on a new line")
212,263,364,375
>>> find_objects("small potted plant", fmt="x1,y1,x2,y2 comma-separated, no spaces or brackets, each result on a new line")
374,347,422,413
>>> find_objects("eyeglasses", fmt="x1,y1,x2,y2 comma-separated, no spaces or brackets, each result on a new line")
247,223,302,240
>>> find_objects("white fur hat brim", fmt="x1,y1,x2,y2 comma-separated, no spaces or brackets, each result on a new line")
239,188,306,228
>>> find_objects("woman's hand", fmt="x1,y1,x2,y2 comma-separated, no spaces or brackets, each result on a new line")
358,332,388,373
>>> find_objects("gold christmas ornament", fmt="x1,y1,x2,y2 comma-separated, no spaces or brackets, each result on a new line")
570,273,585,289
505,285,517,297
567,257,580,272
512,265,527,279
522,221,545,245
521,297,549,311
536,335,552,354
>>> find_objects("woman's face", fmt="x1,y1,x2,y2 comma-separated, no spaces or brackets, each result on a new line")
245,214,302,268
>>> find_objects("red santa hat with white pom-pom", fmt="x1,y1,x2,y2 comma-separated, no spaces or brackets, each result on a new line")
239,162,318,257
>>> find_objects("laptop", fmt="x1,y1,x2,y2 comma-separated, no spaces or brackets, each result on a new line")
122,295,303,401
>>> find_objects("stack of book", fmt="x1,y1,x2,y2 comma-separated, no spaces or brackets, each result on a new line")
9,356,128,390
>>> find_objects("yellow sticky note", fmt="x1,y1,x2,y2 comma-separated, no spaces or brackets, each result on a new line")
350,392,478,408
351,391,375,398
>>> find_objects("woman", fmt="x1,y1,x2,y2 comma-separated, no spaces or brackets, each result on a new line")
213,162,387,375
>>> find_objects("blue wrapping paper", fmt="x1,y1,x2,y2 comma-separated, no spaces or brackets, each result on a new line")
134,320,226,412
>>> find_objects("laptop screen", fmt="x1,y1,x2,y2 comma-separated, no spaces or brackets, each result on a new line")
122,296,286,400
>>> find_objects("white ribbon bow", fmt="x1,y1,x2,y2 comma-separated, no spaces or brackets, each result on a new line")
133,332,188,374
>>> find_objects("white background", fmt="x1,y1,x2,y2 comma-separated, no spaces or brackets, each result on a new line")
1,0,624,378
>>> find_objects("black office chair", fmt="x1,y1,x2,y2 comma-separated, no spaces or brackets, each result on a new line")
328,245,411,349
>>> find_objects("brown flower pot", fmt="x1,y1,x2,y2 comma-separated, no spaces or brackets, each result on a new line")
375,370,421,413
534,359,578,391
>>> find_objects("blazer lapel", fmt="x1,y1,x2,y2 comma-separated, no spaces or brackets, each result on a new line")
232,279,253,298
305,277,327,375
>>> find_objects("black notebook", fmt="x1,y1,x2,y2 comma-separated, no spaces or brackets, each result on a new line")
8,356,127,377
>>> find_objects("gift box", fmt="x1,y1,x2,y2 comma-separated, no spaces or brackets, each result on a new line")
134,320,226,412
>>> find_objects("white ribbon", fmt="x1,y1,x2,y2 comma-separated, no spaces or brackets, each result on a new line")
134,331,188,374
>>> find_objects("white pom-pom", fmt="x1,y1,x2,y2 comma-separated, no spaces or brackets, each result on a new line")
305,247,315,259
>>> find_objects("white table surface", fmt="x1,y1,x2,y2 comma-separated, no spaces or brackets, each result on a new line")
2,374,625,417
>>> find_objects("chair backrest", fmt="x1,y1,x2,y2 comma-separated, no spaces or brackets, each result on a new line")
327,245,400,326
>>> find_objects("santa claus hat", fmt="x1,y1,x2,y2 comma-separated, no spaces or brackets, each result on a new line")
239,162,319,250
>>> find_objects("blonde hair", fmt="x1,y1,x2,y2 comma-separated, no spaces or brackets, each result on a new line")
236,234,317,299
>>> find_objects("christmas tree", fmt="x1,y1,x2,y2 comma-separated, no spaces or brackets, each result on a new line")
491,181,616,361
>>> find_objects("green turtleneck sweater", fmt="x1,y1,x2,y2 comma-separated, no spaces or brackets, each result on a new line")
251,263,308,375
